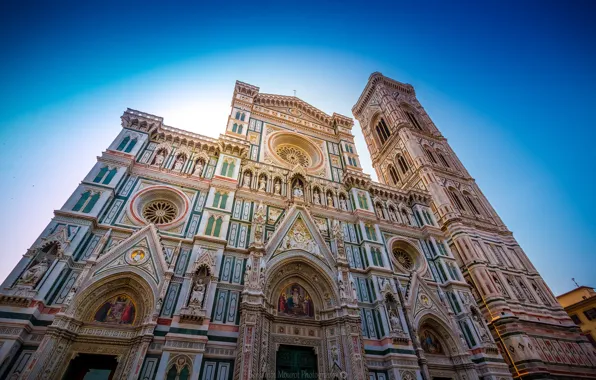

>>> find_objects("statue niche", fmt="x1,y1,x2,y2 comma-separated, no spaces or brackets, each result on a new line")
277,283,314,318
180,264,211,323
16,241,61,288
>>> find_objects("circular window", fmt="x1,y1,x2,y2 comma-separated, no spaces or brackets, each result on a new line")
275,144,312,167
128,185,190,229
393,249,414,270
267,131,325,172
142,200,178,224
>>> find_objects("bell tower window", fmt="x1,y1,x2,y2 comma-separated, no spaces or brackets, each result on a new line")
388,165,400,185
375,118,391,145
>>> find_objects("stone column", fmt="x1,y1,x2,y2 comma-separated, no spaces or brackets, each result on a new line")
154,351,171,379
190,353,204,380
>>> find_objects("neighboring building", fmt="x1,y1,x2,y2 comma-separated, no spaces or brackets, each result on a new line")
0,74,594,380
558,286,596,347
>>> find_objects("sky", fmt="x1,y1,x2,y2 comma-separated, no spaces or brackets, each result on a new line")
0,1,594,295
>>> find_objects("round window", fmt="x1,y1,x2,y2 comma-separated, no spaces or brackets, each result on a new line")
275,144,312,167
393,249,414,270
128,185,190,229
142,200,178,224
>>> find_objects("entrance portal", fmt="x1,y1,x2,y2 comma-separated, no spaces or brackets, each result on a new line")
62,353,118,380
276,345,317,380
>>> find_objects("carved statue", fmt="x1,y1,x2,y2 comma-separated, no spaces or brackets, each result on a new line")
274,181,281,195
18,257,50,286
327,194,333,207
190,279,206,308
194,160,204,176
259,178,266,191
64,286,76,305
338,279,347,300
389,310,403,332
331,345,339,362
339,197,347,211
350,279,358,301
293,183,304,198
313,190,320,205
332,220,344,248
243,173,251,187
173,157,184,171
153,151,165,166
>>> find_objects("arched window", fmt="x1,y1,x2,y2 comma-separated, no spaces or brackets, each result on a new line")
397,155,409,173
124,138,137,153
214,218,223,237
448,188,466,211
237,124,243,134
73,191,91,212
116,136,130,151
220,193,228,209
227,161,235,177
437,152,450,168
220,161,228,176
240,113,246,121
388,165,400,185
405,110,423,130
212,192,221,207
235,111,241,120
166,367,177,380
83,192,100,213
103,168,117,184
424,147,438,164
232,123,238,133
375,118,391,145
463,193,480,215
93,166,108,183
205,216,215,236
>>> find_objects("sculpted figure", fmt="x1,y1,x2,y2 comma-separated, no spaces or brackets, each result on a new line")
243,173,251,187
194,160,204,176
153,151,165,166
18,257,50,286
389,310,403,332
339,197,347,211
259,178,266,191
174,157,184,171
327,194,333,207
190,279,206,308
313,190,320,205
293,184,303,198
274,181,281,195
64,286,77,305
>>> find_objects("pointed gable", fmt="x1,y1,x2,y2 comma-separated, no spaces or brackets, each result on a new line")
91,224,169,286
265,206,335,269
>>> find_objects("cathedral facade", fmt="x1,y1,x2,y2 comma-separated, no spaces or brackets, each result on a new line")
0,73,594,380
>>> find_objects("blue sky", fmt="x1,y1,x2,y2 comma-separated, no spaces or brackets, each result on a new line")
0,1,594,295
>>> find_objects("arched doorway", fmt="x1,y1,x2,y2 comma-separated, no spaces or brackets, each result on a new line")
416,316,476,380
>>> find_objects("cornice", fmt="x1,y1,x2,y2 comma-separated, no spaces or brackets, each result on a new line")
352,72,415,117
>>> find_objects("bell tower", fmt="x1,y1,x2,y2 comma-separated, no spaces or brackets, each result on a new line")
353,72,596,379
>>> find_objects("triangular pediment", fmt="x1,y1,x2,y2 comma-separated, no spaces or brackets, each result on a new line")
255,94,332,127
408,273,452,324
265,206,335,269
91,224,168,286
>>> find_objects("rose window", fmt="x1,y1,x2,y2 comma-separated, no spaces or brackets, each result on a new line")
142,200,178,224
393,249,413,270
275,144,312,167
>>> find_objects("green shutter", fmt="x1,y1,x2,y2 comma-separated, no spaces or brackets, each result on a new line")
116,136,129,151
73,191,90,212
214,218,223,237
205,216,215,235
124,138,136,153
103,168,117,184
83,193,100,213
93,167,108,183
